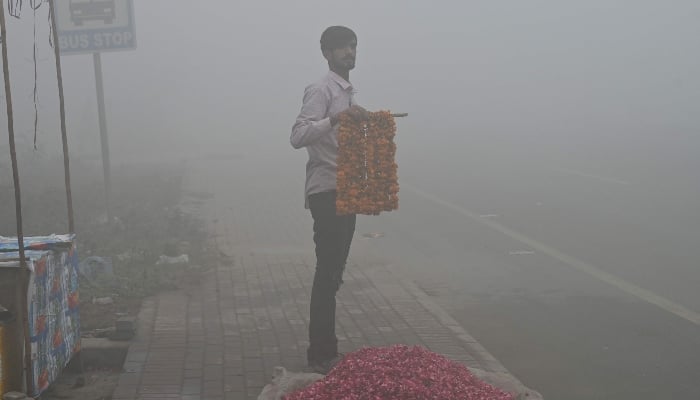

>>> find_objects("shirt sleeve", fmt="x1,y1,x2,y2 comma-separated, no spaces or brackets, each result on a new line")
290,85,333,149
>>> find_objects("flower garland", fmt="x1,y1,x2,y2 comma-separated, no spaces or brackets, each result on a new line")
336,110,399,216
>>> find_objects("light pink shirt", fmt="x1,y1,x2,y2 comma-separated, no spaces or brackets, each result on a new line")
291,71,357,208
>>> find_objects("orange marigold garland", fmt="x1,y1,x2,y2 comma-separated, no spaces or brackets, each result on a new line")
337,110,399,215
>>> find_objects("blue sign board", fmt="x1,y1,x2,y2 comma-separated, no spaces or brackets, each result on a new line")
54,0,136,55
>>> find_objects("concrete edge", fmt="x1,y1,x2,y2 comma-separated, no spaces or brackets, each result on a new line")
111,296,157,400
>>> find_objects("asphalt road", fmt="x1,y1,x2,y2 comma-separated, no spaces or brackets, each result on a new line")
356,137,700,399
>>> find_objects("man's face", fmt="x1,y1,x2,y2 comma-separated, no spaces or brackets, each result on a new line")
324,39,357,71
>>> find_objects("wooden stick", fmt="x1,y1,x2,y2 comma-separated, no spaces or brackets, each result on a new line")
0,0,33,394
49,0,75,234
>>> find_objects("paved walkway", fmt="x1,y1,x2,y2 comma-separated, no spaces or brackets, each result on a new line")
111,156,538,399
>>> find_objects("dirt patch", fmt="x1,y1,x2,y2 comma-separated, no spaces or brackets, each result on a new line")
39,369,120,400
0,157,212,399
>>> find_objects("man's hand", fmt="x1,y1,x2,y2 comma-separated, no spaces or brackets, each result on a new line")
330,105,369,126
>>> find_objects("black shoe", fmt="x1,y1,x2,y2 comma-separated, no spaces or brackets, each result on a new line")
307,353,345,375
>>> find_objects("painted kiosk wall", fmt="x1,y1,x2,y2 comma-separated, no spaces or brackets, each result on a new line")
0,234,79,397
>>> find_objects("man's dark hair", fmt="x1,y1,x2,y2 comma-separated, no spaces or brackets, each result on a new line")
320,26,357,52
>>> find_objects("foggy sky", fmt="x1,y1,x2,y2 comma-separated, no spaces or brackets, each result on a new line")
0,1,698,170
1,4,697,397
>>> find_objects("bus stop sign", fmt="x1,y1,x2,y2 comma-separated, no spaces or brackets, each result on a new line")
54,0,136,54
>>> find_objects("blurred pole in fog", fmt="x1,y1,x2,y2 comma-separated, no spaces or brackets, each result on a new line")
93,52,112,219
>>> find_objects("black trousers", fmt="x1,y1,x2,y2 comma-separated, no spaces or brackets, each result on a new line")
307,191,356,364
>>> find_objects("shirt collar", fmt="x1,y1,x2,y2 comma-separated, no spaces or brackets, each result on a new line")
328,70,353,91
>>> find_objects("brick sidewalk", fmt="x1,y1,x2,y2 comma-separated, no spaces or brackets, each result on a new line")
111,158,539,400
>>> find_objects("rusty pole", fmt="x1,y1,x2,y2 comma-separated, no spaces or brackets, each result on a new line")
0,0,34,393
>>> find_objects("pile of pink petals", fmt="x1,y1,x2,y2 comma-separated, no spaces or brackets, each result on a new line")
284,345,515,400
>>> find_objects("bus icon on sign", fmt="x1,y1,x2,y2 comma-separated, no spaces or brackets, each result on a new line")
69,0,116,26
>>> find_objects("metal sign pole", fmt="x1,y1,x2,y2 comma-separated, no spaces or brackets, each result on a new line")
53,0,137,220
93,52,111,219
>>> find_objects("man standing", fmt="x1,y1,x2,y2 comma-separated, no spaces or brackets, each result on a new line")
290,26,369,374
